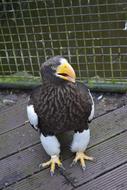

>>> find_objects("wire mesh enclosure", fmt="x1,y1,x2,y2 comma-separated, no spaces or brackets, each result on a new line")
0,0,127,88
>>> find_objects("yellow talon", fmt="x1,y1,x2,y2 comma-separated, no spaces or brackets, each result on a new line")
40,155,64,175
71,152,94,170
51,161,55,173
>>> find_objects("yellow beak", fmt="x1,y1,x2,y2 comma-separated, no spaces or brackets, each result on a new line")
56,60,76,83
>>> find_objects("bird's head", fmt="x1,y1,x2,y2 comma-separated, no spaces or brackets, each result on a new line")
41,56,76,84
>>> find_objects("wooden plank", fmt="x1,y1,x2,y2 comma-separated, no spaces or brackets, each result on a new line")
0,100,27,135
0,143,71,189
90,105,127,147
0,105,127,162
62,131,127,187
76,163,127,190
0,145,46,189
0,124,39,160
4,168,73,190
1,129,127,189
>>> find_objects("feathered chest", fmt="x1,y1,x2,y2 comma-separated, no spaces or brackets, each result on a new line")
31,83,91,132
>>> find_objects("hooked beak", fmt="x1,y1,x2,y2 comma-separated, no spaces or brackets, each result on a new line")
56,59,76,83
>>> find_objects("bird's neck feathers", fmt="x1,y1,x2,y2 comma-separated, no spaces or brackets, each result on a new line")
43,77,70,86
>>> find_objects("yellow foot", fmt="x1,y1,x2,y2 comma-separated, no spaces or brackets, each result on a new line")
39,155,64,176
71,152,94,171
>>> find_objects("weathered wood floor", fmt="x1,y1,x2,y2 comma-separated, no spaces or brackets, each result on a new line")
0,99,127,190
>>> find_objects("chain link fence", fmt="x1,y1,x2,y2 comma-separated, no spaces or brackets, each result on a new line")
0,0,127,89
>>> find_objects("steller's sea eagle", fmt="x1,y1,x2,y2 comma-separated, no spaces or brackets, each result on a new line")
27,56,94,175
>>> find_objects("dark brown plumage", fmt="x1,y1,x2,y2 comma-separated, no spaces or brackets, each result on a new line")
29,80,92,135
27,56,94,174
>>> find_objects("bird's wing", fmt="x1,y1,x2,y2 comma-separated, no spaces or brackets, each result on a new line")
27,104,38,131
27,86,42,131
88,89,95,122
77,82,95,122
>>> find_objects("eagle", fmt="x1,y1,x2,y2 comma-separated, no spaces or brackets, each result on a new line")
27,56,94,175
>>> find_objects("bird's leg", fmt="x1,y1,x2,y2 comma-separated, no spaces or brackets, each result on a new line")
71,151,94,170
71,129,94,170
40,155,64,176
40,133,65,176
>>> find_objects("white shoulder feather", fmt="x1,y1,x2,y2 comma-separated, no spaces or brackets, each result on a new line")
27,104,38,130
88,90,95,122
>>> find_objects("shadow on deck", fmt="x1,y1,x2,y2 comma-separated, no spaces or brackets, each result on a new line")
0,98,127,190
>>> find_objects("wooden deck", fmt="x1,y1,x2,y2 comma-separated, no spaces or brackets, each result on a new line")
0,98,127,190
